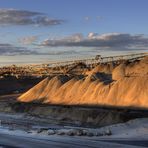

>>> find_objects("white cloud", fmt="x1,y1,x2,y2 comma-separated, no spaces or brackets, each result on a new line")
0,9,64,26
19,36,38,45
42,33,83,46
40,32,148,50
88,32,98,39
84,16,90,21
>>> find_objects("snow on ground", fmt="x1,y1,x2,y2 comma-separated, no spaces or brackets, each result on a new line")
60,118,148,139
0,118,148,140
95,118,148,139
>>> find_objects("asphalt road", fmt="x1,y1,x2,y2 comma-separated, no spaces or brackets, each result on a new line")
0,133,145,148
99,140,148,147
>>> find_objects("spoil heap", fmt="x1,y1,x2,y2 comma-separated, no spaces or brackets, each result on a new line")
18,57,148,108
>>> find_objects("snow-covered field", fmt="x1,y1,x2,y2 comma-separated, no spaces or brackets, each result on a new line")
0,117,148,147
97,118,148,139
0,117,148,140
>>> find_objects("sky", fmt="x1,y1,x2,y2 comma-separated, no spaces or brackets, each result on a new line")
0,0,148,65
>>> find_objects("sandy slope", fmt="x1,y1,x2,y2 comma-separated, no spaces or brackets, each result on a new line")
18,56,148,108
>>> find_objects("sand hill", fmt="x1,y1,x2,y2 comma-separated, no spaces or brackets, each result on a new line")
18,56,148,108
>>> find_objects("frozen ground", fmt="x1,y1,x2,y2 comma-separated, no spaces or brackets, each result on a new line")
97,118,148,139
1,112,148,139
0,125,145,148
0,114,148,147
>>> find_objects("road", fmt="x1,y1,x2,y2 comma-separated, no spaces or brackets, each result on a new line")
100,139,148,147
0,133,146,148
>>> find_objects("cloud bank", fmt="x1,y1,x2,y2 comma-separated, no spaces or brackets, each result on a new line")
2,32,148,56
0,43,39,55
0,9,64,26
41,33,148,50
0,43,78,56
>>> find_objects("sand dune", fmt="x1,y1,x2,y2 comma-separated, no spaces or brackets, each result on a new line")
18,57,148,108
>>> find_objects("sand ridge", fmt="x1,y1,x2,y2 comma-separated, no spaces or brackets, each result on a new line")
18,56,148,108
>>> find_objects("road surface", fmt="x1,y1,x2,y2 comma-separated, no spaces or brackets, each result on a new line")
0,132,146,148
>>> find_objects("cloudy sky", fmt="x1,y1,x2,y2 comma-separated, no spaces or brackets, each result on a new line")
0,0,148,65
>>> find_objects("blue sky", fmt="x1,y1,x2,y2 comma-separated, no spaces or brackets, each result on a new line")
1,0,148,34
0,0,148,65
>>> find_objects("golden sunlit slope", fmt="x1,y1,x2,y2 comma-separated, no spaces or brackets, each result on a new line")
18,56,148,108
